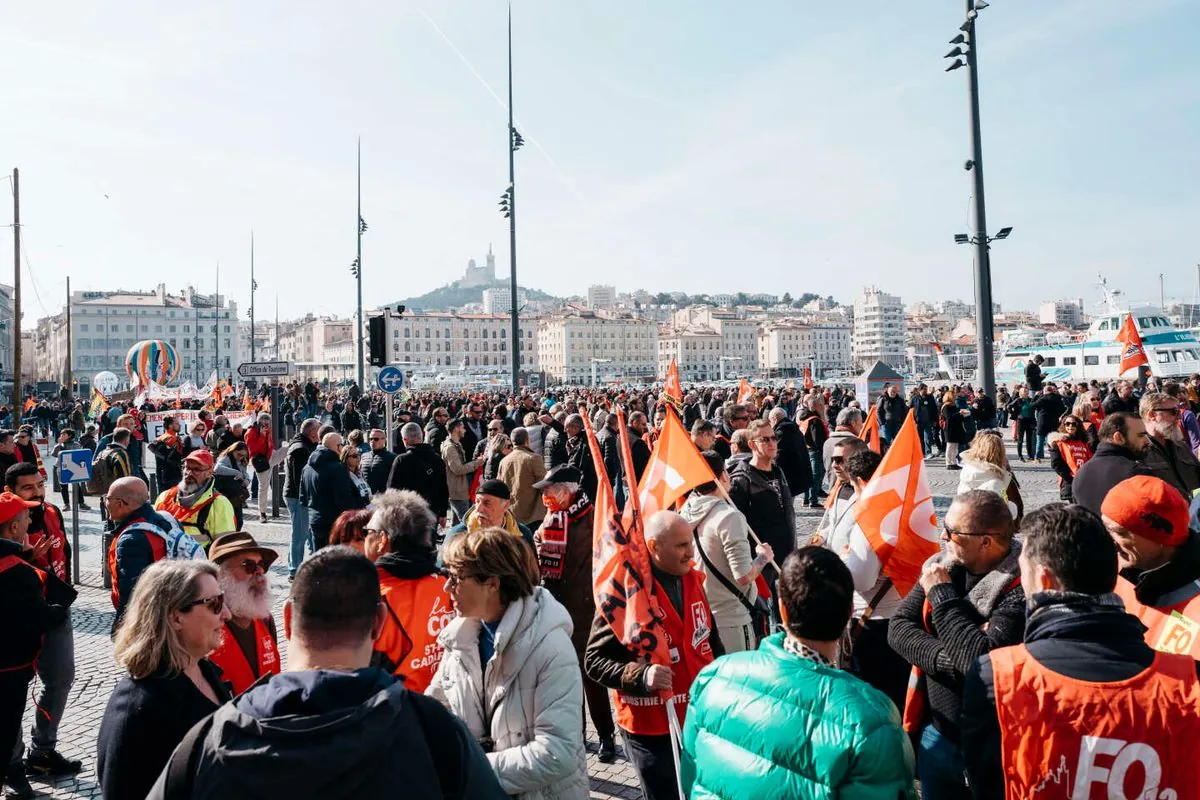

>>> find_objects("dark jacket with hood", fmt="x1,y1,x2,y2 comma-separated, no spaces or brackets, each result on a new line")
283,432,317,500
876,392,908,437
728,457,796,566
146,667,507,800
772,417,812,496
1070,441,1150,517
0,537,71,672
1143,435,1200,501
301,446,369,534
1032,392,1068,436
386,442,449,518
961,591,1200,800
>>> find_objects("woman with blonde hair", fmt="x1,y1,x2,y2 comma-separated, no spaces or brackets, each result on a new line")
97,560,232,800
428,527,587,799
955,430,1023,519
1071,398,1101,451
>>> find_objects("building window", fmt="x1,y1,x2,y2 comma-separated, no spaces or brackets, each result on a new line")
1062,357,1077,366
154,325,162,333
1084,355,1099,366
184,325,191,333
79,324,88,332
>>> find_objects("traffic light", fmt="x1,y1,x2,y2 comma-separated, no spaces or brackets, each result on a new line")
368,315,386,367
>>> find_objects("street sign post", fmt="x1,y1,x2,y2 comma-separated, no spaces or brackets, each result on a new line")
376,366,405,449
237,361,291,379
58,449,93,586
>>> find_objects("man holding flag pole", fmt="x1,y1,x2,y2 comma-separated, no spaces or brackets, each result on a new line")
582,406,723,800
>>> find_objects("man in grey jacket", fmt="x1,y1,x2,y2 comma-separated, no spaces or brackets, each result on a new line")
440,419,480,525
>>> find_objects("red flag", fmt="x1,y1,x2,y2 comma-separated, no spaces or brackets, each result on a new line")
1116,313,1149,375
861,406,882,454
638,407,715,517
582,410,672,667
663,358,683,406
803,367,813,390
736,378,754,405
851,411,939,597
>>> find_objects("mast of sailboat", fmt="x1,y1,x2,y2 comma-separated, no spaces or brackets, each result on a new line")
1160,273,1165,312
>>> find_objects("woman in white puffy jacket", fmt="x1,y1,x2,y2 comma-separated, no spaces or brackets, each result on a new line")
427,527,588,800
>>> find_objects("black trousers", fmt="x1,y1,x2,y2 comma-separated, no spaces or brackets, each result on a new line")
851,617,910,714
1016,420,1036,459
623,731,677,800
0,668,34,772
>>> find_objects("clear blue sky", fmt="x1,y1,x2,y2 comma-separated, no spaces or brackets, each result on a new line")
2,0,1197,327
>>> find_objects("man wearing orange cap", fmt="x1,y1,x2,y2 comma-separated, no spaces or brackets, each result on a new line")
1103,475,1200,658
0,490,74,798
154,448,236,550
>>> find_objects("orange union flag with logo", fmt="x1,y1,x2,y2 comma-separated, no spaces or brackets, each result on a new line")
860,406,882,454
663,358,683,405
736,378,754,405
638,407,714,517
851,411,939,597
581,408,672,667
1116,313,1149,375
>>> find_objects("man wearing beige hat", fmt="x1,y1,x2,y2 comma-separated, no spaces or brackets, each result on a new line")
207,532,280,695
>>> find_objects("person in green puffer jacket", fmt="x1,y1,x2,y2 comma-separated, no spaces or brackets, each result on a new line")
680,546,917,800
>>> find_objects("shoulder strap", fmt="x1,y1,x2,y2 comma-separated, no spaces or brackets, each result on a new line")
692,527,755,614
159,714,215,800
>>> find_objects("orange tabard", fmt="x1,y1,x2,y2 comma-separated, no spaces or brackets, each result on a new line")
1055,439,1093,477
208,617,280,695
0,554,48,671
1114,576,1200,658
107,525,167,609
374,571,455,693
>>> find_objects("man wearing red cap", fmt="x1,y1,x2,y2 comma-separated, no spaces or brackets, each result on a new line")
1103,475,1200,658
154,448,236,550
0,490,75,799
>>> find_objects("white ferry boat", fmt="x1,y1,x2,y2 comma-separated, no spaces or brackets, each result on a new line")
995,280,1200,385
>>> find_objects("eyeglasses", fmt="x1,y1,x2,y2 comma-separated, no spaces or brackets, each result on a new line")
732,416,750,423
445,571,480,589
237,559,266,575
941,523,992,541
182,593,225,614
1153,407,1180,416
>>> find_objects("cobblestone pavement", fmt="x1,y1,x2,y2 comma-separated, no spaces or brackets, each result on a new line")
24,441,1061,799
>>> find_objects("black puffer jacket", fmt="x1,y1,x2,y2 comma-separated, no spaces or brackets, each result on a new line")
386,443,449,518
727,458,796,565
772,418,812,496
283,433,316,499
359,448,397,495
1070,442,1150,516
300,446,368,533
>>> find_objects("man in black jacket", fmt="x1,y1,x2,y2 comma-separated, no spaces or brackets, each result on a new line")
148,547,506,800
285,418,320,579
1139,390,1200,499
1102,379,1138,415
1024,354,1045,392
541,412,568,470
423,407,449,453
796,395,830,507
728,420,795,588
457,402,486,461
1071,413,1151,516
875,383,908,448
300,432,368,551
560,414,597,502
888,490,1025,800
594,412,626,508
768,406,811,500
961,504,1200,800
359,429,396,496
386,423,449,527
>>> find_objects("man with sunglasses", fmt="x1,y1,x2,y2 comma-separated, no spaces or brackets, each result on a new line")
729,420,796,593
1139,391,1200,500
359,428,396,496
207,532,280,695
888,491,1025,800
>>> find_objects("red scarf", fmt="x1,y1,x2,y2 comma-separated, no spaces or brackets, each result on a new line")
537,492,592,581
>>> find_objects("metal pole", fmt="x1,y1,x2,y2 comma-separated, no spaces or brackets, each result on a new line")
1160,273,1165,311
66,277,72,401
356,138,365,389
71,492,80,586
215,263,221,381
592,360,597,388
250,231,256,363
385,391,393,452
11,168,20,423
271,381,282,518
964,2,996,398
507,5,521,392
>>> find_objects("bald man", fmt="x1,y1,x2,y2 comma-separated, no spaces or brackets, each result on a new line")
105,477,181,626
299,431,368,551
585,511,724,800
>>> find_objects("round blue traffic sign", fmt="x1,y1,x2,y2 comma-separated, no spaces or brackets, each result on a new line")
376,365,405,393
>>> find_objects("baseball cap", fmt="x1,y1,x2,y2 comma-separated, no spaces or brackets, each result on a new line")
184,449,215,469
0,491,39,526
534,465,582,489
1101,475,1191,547
477,479,511,501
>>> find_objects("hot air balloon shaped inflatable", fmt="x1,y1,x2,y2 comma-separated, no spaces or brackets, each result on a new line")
125,340,180,386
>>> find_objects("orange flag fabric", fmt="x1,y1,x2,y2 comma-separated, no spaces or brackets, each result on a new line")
861,406,882,454
582,410,672,667
638,406,715,517
803,366,814,390
663,358,683,405
851,411,939,597
1117,313,1149,375
736,378,754,405
22,397,35,413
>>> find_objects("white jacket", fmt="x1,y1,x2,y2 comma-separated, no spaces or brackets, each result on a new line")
955,455,1018,519
678,493,757,630
426,587,587,800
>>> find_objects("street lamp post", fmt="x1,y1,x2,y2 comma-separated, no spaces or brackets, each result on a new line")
499,5,524,393
719,356,742,382
945,0,1002,397
354,138,367,390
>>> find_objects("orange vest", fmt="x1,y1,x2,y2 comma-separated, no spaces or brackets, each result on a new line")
208,617,280,695
107,522,168,609
29,504,68,583
374,571,454,693
1114,576,1200,658
1055,438,1093,477
156,485,219,544
0,554,48,671
798,416,829,439
991,644,1200,799
613,570,715,736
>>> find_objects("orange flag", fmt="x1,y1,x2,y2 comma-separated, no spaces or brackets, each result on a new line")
22,397,35,413
663,358,683,406
736,378,754,405
638,406,715,517
803,366,814,390
861,406,882,454
1117,313,1149,375
851,411,939,597
582,409,672,667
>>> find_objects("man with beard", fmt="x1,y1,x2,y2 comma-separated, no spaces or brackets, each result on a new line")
1139,391,1200,500
4,463,82,782
208,532,281,695
368,490,451,693
1070,412,1152,517
154,449,237,550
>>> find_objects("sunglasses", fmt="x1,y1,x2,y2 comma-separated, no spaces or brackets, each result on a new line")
237,559,266,575
183,593,225,615
756,435,778,443
831,455,845,464
1153,407,1180,416
942,524,992,541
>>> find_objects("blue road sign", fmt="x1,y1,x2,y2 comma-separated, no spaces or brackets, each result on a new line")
376,365,405,394
59,449,94,484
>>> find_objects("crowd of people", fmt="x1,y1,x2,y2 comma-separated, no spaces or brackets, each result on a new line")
2,370,1200,798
